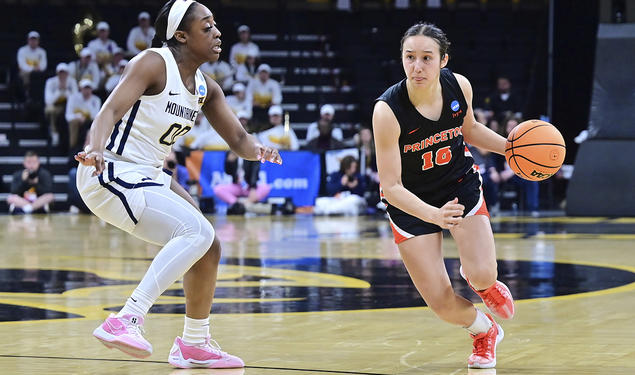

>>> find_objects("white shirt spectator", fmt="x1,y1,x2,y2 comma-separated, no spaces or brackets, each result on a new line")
246,76,282,108
305,122,343,142
190,126,230,150
229,42,259,68
68,52,101,90
172,114,212,151
225,84,252,118
258,125,299,151
104,59,128,94
127,26,155,56
45,75,78,107
17,44,47,73
65,91,101,123
88,38,119,64
234,61,257,83
200,60,234,92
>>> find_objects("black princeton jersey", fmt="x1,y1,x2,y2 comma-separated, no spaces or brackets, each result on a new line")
376,68,474,197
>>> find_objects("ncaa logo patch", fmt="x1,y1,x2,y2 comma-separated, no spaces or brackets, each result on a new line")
451,100,460,112
198,84,206,96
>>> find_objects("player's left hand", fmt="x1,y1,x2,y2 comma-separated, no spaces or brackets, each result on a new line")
256,146,282,165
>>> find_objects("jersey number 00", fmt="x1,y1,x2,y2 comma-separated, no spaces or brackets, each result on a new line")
159,123,192,146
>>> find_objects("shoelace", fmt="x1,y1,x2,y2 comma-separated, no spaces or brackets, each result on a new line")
201,337,227,355
472,331,495,358
126,321,146,338
482,284,508,307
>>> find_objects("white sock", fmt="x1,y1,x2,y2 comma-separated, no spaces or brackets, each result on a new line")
22,204,33,213
182,316,210,346
465,309,493,335
117,288,154,319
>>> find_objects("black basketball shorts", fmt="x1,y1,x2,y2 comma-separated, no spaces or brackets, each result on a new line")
384,166,489,244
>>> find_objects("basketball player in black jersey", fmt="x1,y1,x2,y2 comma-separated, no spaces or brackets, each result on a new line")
373,23,515,369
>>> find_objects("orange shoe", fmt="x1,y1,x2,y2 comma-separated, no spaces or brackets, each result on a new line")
460,266,515,320
468,313,504,369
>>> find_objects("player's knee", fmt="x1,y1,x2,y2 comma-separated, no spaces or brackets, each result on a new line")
183,218,215,258
196,220,215,253
465,265,497,290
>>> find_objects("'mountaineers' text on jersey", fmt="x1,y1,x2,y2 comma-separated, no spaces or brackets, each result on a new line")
104,47,207,167
376,68,473,197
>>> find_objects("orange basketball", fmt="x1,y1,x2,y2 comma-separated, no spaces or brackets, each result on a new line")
505,119,566,181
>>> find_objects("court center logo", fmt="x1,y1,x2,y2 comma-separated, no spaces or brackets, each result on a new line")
0,258,634,320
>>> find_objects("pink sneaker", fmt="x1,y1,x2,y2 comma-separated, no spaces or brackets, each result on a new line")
92,313,152,358
168,336,244,369
468,313,504,369
460,266,515,320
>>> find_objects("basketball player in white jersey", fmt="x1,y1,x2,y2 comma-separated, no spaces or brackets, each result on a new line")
74,0,281,368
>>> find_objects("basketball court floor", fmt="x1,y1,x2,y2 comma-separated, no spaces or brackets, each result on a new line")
1,213,634,374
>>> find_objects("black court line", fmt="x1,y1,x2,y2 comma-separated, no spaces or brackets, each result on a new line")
0,355,391,375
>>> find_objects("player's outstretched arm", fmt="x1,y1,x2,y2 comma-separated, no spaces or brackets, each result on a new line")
201,75,281,165
75,50,165,175
454,73,506,156
373,101,461,228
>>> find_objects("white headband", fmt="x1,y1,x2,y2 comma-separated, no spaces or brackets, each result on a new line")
166,0,195,40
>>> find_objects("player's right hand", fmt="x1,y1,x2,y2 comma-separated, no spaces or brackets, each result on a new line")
434,197,465,229
75,150,106,176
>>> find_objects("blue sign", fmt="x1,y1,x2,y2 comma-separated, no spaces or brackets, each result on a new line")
261,151,320,206
195,151,321,206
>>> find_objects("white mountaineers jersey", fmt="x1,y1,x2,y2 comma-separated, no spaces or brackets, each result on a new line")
104,47,207,167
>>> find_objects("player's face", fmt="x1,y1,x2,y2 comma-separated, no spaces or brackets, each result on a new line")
185,4,222,63
402,35,448,86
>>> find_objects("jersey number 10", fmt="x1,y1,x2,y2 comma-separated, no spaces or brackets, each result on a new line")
159,123,192,146
422,146,452,170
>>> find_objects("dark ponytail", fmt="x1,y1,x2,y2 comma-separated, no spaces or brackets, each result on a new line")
152,0,198,48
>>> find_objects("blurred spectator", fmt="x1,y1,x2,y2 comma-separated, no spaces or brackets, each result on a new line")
305,104,343,143
105,59,128,95
487,116,539,215
101,47,125,88
229,25,260,68
68,48,101,91
234,51,257,83
173,112,213,151
315,155,366,215
304,118,345,153
16,31,47,97
247,64,282,127
326,155,365,197
213,151,271,215
67,132,91,214
225,82,252,118
189,111,248,151
200,59,234,92
483,76,523,121
356,127,380,208
87,21,120,69
7,151,54,214
66,79,101,151
44,63,78,147
127,11,155,56
164,150,190,190
258,105,298,150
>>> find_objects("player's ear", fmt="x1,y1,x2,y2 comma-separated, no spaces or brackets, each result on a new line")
173,30,187,44
440,54,449,69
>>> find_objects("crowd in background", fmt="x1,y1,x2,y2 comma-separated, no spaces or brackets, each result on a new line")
9,10,545,217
